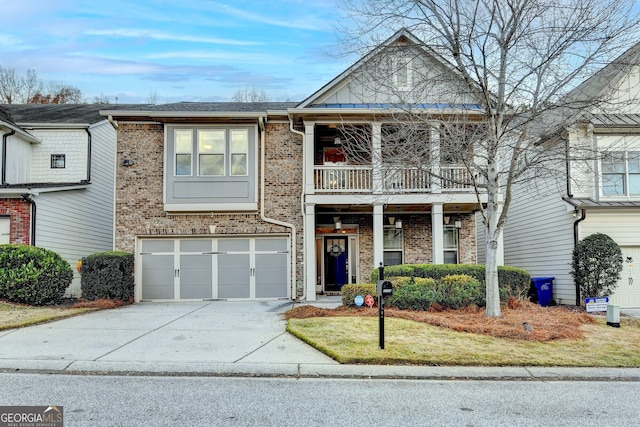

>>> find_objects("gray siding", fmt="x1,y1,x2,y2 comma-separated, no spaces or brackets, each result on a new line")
34,121,116,296
504,178,577,305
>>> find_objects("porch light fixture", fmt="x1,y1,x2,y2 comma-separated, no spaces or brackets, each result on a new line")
454,219,462,229
333,216,342,230
334,136,342,145
395,218,403,229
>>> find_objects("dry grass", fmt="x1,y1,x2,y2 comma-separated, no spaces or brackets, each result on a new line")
286,303,640,366
0,299,126,330
285,300,595,342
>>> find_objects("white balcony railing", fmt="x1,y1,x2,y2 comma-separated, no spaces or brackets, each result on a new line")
440,166,476,191
313,165,372,192
313,165,477,193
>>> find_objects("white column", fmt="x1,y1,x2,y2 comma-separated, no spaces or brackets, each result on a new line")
304,202,317,300
373,203,385,268
372,122,383,194
432,203,444,264
304,123,315,195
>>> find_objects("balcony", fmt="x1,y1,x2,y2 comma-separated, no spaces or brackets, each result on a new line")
313,165,477,193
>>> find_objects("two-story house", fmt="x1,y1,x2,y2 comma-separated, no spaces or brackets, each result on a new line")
504,42,640,308
103,29,495,302
0,104,118,297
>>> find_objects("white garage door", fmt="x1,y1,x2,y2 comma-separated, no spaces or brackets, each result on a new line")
609,247,640,308
139,237,289,301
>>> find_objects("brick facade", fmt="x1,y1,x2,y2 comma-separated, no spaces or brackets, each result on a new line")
0,199,31,244
114,122,306,294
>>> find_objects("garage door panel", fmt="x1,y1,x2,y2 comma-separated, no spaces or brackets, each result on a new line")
256,238,287,252
142,240,174,252
218,254,250,298
180,254,212,299
610,247,640,308
255,254,287,298
141,255,174,299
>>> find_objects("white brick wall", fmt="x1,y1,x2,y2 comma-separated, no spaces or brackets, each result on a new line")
30,129,88,183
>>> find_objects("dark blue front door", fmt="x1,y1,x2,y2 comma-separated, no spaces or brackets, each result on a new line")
325,237,348,291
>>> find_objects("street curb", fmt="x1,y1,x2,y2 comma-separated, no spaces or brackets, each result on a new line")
2,361,639,381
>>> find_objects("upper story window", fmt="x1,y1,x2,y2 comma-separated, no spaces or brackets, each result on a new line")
601,151,640,197
50,154,66,169
394,56,412,91
165,125,257,212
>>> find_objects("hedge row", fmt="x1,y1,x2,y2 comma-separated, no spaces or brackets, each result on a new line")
369,264,530,299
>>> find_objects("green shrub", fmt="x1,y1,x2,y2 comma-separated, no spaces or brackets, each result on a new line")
0,244,73,305
387,278,438,310
436,274,484,309
571,233,623,298
341,283,376,307
81,251,134,301
370,264,530,302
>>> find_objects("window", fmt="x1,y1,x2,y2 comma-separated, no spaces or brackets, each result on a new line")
383,226,403,266
175,130,193,176
198,130,225,176
50,154,65,169
602,151,640,197
394,57,412,91
444,226,459,264
165,125,257,212
230,130,249,176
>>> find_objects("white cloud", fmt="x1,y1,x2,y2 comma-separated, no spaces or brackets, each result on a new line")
86,28,262,46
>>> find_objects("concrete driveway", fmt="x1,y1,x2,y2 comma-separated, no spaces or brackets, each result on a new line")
0,300,338,374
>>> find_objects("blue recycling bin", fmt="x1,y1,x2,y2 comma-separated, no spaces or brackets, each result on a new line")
531,277,554,307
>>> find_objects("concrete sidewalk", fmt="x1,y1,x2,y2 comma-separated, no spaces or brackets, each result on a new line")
0,300,639,380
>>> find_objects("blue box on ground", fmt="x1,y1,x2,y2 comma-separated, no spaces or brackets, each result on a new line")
531,277,554,307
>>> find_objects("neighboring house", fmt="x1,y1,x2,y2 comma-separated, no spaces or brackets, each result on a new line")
103,29,496,302
504,43,640,308
0,104,119,296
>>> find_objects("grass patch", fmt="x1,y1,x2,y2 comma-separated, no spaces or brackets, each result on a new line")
0,300,116,330
286,306,640,367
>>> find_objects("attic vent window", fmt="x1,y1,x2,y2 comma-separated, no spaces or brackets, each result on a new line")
51,154,66,169
394,57,412,91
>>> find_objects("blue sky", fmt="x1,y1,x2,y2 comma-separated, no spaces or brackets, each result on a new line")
0,0,353,103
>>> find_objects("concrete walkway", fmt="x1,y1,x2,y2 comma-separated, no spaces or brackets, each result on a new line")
0,300,639,380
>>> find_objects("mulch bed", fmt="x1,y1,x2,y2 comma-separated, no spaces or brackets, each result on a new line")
285,299,597,341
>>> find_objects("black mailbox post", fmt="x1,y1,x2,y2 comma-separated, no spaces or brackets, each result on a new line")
377,263,393,349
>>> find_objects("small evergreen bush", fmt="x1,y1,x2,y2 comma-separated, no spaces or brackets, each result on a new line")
571,233,623,298
387,277,438,310
81,251,134,301
436,274,484,309
341,283,376,307
0,244,73,305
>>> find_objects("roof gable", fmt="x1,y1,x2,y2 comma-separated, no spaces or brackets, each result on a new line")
297,28,477,109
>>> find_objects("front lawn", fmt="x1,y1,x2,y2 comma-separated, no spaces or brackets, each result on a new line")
286,303,640,367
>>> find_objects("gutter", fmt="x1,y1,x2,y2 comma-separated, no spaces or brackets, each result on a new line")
573,208,586,306
289,117,307,301
258,116,298,300
20,193,36,246
85,128,92,182
2,129,15,185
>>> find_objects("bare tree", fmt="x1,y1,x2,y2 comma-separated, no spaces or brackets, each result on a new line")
231,87,271,102
147,89,158,105
0,66,83,104
92,93,111,104
339,0,640,316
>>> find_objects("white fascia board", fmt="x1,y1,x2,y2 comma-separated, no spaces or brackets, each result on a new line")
17,122,91,129
1,121,41,144
0,184,89,196
287,107,484,116
100,110,267,119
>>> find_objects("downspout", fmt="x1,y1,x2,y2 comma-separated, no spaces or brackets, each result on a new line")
2,129,15,185
21,193,36,246
85,128,92,182
289,118,307,300
258,116,298,300
573,208,586,306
